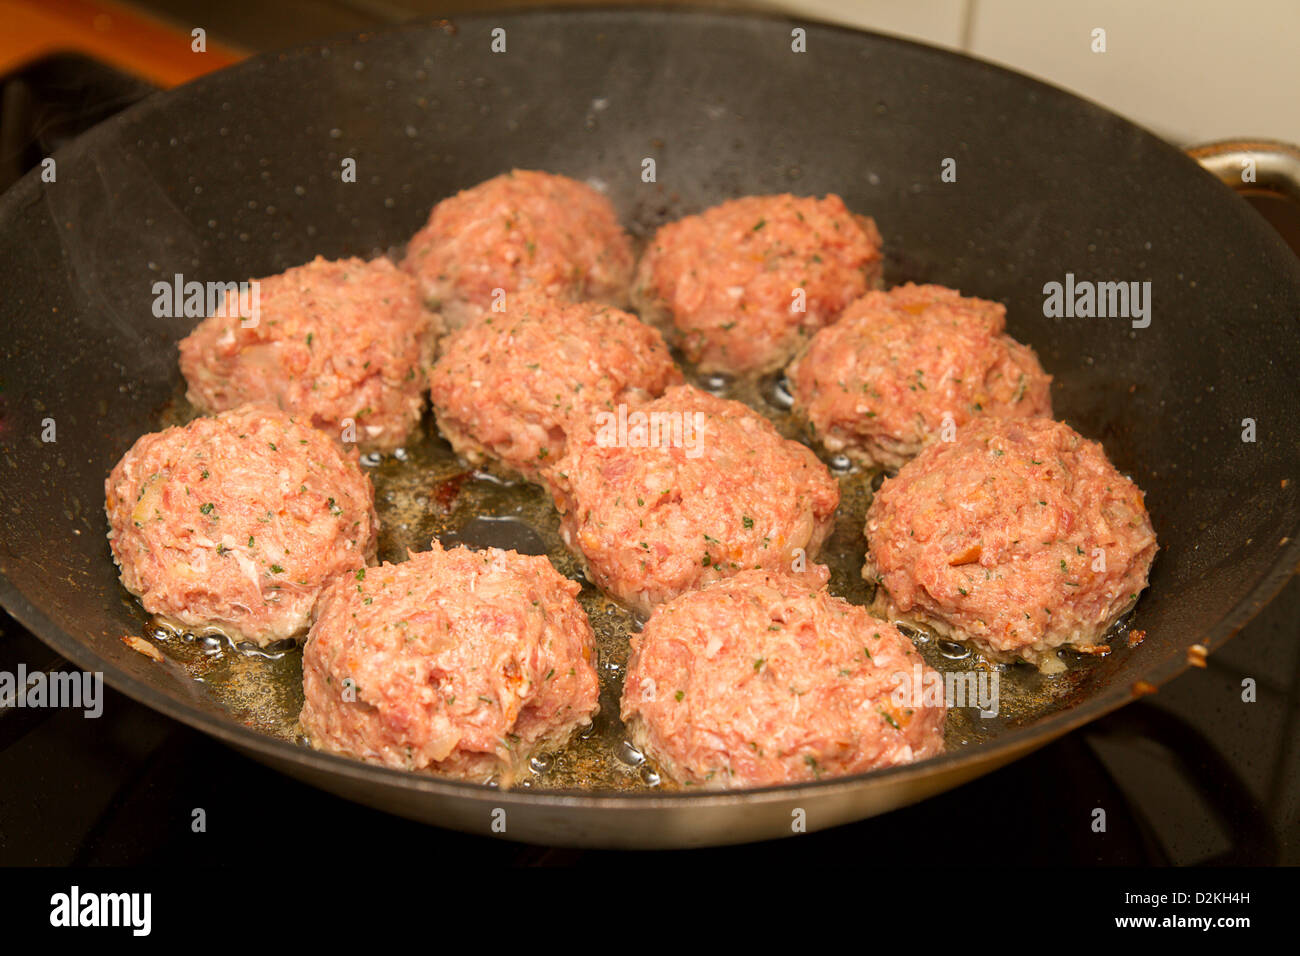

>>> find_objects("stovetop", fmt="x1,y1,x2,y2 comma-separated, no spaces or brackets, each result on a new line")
0,49,1296,868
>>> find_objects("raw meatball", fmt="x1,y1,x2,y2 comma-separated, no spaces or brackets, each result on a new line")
787,283,1053,469
632,194,883,375
621,567,947,789
179,256,438,453
549,384,840,614
863,417,1157,669
428,294,682,484
299,541,600,784
402,170,635,329
105,405,378,646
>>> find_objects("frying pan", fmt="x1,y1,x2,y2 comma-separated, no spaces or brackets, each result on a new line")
1,8,1298,849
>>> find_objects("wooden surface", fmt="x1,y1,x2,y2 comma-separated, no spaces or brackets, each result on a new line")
0,0,243,87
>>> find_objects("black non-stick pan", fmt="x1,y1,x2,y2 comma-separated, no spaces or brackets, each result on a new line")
1,8,1298,849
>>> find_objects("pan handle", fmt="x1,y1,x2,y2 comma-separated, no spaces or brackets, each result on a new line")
1186,139,1300,203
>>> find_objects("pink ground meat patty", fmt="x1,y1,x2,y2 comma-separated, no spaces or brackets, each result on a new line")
621,567,947,789
299,541,600,784
428,294,682,484
402,169,635,329
863,416,1157,669
105,405,378,646
549,384,840,614
179,256,439,454
632,193,883,375
787,283,1053,469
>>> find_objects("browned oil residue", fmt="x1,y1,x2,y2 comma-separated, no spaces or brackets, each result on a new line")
432,470,470,510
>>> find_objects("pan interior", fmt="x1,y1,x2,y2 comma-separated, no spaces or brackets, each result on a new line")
1,10,1297,803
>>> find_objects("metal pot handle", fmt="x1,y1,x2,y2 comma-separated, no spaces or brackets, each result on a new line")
1186,139,1300,203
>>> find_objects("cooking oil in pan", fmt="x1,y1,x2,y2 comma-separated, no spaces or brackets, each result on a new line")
140,375,1122,793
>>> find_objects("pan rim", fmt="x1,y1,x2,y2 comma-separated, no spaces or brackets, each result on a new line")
2,4,1298,811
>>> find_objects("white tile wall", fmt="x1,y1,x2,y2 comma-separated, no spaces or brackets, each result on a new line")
768,0,971,49
768,0,1300,146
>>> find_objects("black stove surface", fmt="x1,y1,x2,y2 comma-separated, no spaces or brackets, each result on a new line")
0,52,1296,870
